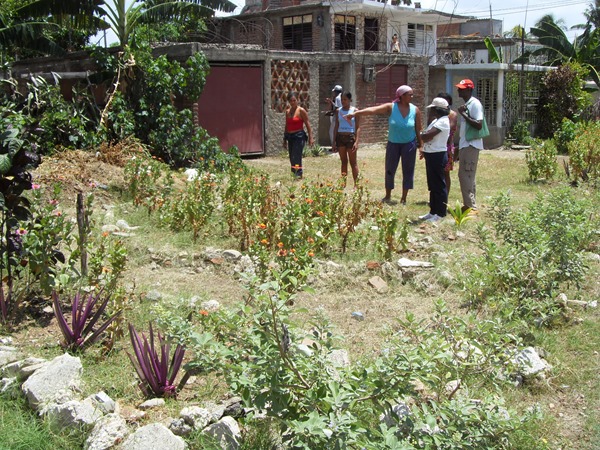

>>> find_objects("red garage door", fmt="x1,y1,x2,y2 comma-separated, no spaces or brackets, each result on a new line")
197,65,264,155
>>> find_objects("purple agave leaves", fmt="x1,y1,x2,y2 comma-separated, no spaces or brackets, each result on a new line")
52,290,121,352
127,323,186,398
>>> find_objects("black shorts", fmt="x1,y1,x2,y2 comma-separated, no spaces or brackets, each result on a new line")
336,133,356,148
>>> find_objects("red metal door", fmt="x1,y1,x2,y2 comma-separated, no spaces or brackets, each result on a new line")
197,65,264,155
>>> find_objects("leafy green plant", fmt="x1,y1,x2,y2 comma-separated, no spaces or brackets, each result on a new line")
87,232,128,291
510,120,533,145
127,322,186,398
375,208,409,259
0,122,40,323
124,154,173,214
302,143,326,157
464,189,596,324
525,140,558,182
52,290,122,353
447,200,473,228
566,120,600,187
554,117,577,154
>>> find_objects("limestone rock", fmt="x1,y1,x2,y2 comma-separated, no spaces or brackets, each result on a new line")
85,413,129,450
513,347,551,378
0,346,20,367
44,400,103,431
1,357,47,380
203,417,241,450
121,423,186,450
86,391,116,414
368,276,389,294
22,353,82,409
180,406,212,430
222,250,242,261
138,398,165,410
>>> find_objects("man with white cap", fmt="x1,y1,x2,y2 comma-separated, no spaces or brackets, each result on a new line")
455,79,484,212
327,85,343,149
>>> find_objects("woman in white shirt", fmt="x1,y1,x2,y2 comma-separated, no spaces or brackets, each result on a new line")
418,98,451,222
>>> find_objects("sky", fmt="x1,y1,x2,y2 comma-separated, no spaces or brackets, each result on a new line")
95,0,592,46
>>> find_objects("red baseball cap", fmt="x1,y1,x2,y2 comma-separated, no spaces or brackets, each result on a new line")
455,79,475,89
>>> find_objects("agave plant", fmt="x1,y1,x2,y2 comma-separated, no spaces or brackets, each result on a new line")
52,290,121,352
127,323,186,398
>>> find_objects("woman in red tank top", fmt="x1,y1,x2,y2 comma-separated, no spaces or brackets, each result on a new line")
283,92,314,179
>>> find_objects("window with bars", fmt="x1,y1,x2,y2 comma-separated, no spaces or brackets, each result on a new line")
364,18,379,51
283,15,313,51
407,23,432,50
334,15,356,50
476,77,497,125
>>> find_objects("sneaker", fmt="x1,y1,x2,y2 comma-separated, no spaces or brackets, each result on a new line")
419,212,433,220
427,214,442,223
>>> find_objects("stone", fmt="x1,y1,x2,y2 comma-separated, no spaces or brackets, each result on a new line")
397,257,434,268
445,380,461,395
366,261,381,270
203,417,241,450
86,391,116,414
101,224,120,234
184,168,199,181
379,402,412,432
0,336,13,345
44,400,103,431
327,349,350,368
295,344,314,357
121,423,186,450
180,406,212,429
169,418,193,437
222,397,244,419
202,402,227,423
116,219,139,231
1,357,47,380
138,398,165,410
85,413,129,450
222,250,242,261
145,290,163,302
0,346,20,367
368,276,389,294
120,405,146,424
200,300,221,312
351,311,364,321
513,347,551,378
22,353,82,409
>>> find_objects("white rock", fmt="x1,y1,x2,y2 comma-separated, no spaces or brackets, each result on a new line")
85,413,129,450
22,353,82,410
101,224,120,234
138,398,165,410
44,400,103,431
184,168,199,181
116,219,139,231
202,402,227,423
1,377,17,393
0,336,13,345
121,423,186,450
200,300,220,312
222,250,242,261
397,257,434,268
296,344,314,357
0,346,20,367
1,357,47,380
180,406,212,429
169,418,193,437
379,402,411,430
86,391,116,414
327,349,350,368
203,417,241,450
513,347,551,377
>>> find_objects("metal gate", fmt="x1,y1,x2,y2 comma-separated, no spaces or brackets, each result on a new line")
196,64,264,155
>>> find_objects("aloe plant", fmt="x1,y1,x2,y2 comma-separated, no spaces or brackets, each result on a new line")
52,290,121,352
127,323,186,398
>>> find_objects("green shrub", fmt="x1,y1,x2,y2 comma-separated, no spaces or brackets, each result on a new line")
464,188,596,324
525,140,558,181
553,118,577,154
510,120,533,145
566,120,600,187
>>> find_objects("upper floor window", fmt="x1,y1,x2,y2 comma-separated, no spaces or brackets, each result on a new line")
283,15,313,51
407,23,433,50
334,15,356,50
